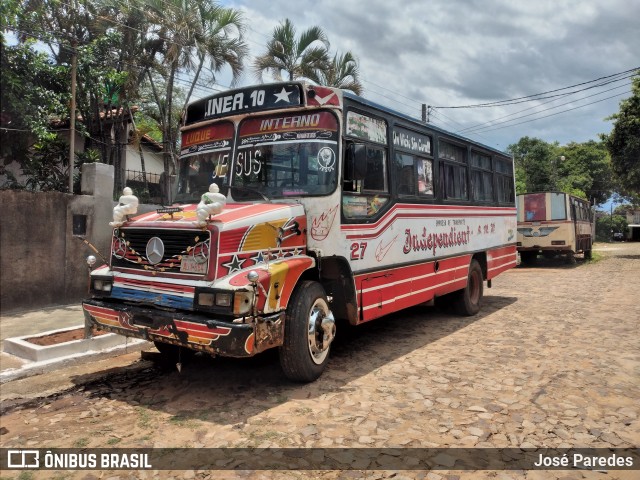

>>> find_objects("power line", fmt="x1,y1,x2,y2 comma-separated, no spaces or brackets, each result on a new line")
462,91,628,134
458,81,632,135
433,68,638,109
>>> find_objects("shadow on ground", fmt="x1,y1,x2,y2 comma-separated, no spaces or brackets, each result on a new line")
69,295,517,427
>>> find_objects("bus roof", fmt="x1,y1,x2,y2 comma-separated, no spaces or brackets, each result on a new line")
342,90,511,158
184,80,511,158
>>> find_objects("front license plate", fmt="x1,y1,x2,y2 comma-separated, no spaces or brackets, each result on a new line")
180,256,208,274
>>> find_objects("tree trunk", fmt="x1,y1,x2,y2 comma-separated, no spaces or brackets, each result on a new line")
129,110,149,196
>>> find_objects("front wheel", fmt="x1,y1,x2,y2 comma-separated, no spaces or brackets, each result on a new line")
454,259,484,316
279,281,336,382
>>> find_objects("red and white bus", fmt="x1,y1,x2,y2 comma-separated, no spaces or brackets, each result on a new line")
516,192,595,264
83,82,517,382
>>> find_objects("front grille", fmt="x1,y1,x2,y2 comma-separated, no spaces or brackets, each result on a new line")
111,228,210,275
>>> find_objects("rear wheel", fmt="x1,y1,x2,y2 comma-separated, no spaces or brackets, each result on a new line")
454,259,484,316
279,281,335,382
520,251,538,265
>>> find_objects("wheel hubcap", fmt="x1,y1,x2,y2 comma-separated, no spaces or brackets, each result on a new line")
307,299,335,365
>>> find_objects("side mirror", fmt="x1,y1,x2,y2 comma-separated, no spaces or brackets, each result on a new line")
345,144,367,181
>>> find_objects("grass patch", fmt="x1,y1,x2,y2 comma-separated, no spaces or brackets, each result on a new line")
169,412,200,429
294,406,313,415
107,437,121,445
247,429,286,443
585,250,604,264
73,437,89,448
136,407,154,429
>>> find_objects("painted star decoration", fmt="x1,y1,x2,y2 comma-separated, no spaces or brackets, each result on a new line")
222,255,246,274
273,87,292,103
250,251,267,265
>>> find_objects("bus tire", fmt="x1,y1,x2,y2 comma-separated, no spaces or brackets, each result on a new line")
279,281,335,382
454,259,483,316
520,251,537,265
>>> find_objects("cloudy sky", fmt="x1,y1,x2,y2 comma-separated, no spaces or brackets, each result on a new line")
211,0,639,153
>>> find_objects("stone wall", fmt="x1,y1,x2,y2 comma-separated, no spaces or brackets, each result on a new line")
0,163,161,314
1,164,112,313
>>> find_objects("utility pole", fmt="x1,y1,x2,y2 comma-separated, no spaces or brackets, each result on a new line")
68,0,77,194
422,104,431,123
69,42,77,193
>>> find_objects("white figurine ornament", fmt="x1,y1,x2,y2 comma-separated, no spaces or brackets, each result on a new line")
110,187,139,226
195,183,226,226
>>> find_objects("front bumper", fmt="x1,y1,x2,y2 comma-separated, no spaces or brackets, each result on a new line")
83,299,284,357
517,246,571,252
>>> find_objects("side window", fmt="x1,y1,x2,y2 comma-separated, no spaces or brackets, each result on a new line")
439,141,468,200
343,144,389,219
417,158,434,196
495,158,514,204
395,153,416,196
363,147,387,192
470,151,493,202
394,154,434,197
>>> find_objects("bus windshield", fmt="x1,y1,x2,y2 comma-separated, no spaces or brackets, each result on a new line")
176,121,234,203
232,111,339,199
176,111,339,202
518,192,567,222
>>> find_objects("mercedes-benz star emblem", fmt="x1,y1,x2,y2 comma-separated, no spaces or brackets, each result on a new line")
146,237,165,265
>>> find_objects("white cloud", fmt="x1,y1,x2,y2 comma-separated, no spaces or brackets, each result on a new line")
215,0,638,151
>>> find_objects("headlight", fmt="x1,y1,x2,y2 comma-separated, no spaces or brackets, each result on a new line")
195,288,253,315
91,277,113,294
215,292,232,307
198,292,215,306
233,291,252,315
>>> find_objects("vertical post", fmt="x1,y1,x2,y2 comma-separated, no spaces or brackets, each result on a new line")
610,200,614,240
68,23,77,193
422,104,427,123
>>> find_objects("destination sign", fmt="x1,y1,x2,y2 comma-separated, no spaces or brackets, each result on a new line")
393,127,432,155
185,84,303,124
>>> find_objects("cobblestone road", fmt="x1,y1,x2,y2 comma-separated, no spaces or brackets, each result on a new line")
1,242,639,479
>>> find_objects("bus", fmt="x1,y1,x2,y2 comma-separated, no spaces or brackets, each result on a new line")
83,82,517,382
516,192,595,264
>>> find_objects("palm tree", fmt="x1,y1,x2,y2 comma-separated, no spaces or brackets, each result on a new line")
144,0,248,200
309,51,363,95
253,18,330,82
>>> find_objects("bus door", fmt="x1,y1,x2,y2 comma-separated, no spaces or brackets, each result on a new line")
570,202,579,251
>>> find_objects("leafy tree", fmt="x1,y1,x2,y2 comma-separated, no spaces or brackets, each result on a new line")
143,0,248,198
21,137,72,191
308,51,363,95
604,74,640,196
0,41,69,151
557,141,614,205
3,0,136,193
253,18,330,82
508,137,614,204
508,137,558,193
2,0,247,199
595,213,628,241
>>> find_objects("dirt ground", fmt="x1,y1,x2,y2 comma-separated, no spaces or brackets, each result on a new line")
1,242,639,480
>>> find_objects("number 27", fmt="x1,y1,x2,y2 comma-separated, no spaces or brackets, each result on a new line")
350,242,367,260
